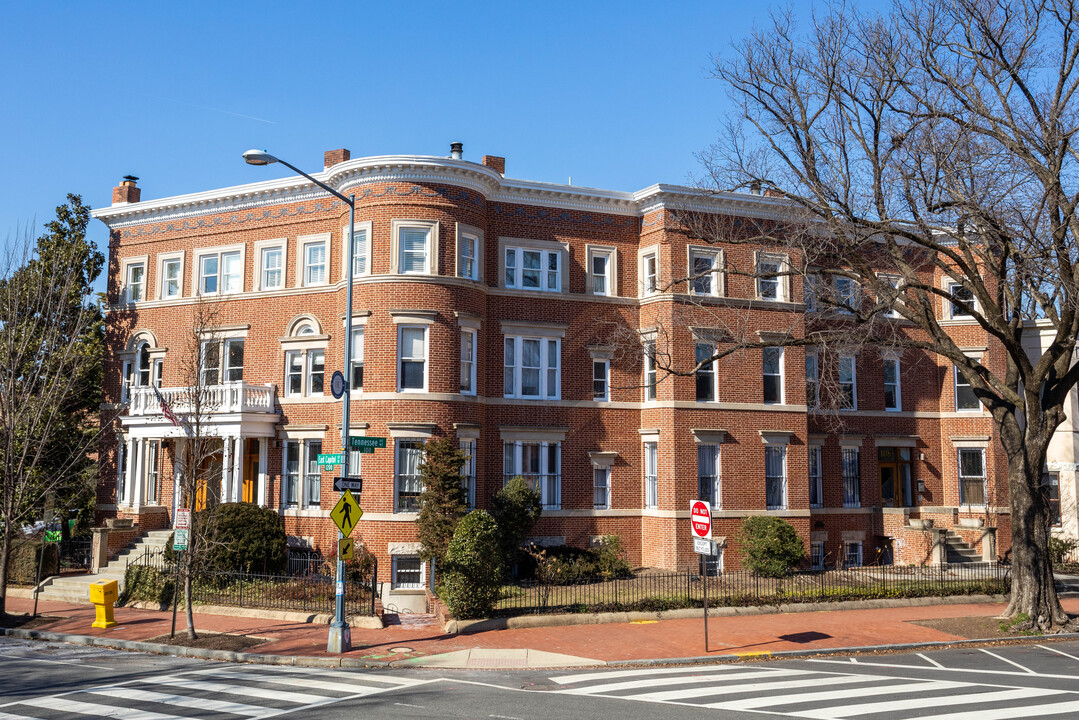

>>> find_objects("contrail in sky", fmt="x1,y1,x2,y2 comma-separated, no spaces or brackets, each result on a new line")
143,94,278,124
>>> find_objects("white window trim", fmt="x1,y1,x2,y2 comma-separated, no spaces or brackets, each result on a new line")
593,466,611,510
460,327,477,396
809,444,823,509
503,335,561,400
297,233,330,288
120,255,148,304
763,347,784,405
687,245,723,297
884,356,902,412
394,438,426,514
839,355,858,410
254,238,287,291
456,223,484,281
805,351,820,409
643,338,657,402
755,251,790,302
391,219,439,276
397,325,429,393
643,440,659,510
764,443,787,511
349,323,365,393
284,348,326,397
592,358,610,401
156,251,184,300
499,237,567,293
954,365,981,412
391,555,426,589
281,438,324,509
586,244,618,296
878,273,903,318
340,221,373,279
946,278,977,320
194,244,246,296
502,438,562,511
638,246,660,296
834,275,859,314
120,359,133,403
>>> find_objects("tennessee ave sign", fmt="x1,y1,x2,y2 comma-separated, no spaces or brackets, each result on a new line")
690,500,712,540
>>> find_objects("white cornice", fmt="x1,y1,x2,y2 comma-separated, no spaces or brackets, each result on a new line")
91,155,791,229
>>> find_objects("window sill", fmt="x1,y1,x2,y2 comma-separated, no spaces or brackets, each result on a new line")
390,587,425,594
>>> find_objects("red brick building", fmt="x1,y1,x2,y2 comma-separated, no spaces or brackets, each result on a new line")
92,146,1008,591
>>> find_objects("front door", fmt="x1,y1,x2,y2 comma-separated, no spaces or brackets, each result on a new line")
242,439,258,503
878,447,913,507
880,464,898,508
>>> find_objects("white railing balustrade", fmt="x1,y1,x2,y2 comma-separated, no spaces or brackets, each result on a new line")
128,383,277,416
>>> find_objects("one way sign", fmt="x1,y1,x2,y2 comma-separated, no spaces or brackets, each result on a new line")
333,477,363,492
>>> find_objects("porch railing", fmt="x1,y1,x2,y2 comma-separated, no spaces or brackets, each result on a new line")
128,383,277,416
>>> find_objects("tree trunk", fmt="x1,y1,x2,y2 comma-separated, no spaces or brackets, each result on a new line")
0,521,12,615
184,557,197,640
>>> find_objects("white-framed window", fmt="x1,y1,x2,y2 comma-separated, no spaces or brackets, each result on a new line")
304,439,322,506
399,226,431,275
765,445,787,510
505,246,561,291
121,360,132,403
201,340,220,386
350,327,364,391
347,449,363,483
392,556,424,589
261,245,284,290
460,328,477,395
809,445,823,508
834,276,858,313
284,439,322,508
593,360,609,401
838,356,857,410
698,444,720,508
696,343,716,402
842,446,861,508
346,223,371,278
879,274,902,318
757,254,785,301
153,358,163,388
225,338,244,382
591,251,612,296
161,257,182,299
884,357,901,411
302,238,327,287
955,366,979,411
284,349,324,397
804,273,820,311
844,541,863,567
948,281,976,319
811,541,825,569
198,249,243,295
398,326,428,392
763,347,783,404
285,351,303,396
593,467,611,510
503,441,561,510
116,438,127,501
459,233,478,280
460,439,476,510
958,447,987,506
644,441,658,509
134,342,152,388
642,250,659,296
689,247,722,297
396,439,425,512
125,261,145,303
643,341,657,401
307,350,325,396
503,336,560,399
806,352,819,408
144,440,159,505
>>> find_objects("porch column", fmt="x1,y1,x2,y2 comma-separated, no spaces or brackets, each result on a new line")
232,436,243,502
122,436,137,507
131,437,146,509
221,435,233,504
257,438,268,507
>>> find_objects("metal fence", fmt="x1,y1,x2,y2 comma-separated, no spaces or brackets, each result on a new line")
57,537,92,571
286,549,327,577
495,563,1011,616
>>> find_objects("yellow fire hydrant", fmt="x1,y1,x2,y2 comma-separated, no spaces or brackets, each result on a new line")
89,579,118,629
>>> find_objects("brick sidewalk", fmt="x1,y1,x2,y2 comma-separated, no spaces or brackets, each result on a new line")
8,596,1078,664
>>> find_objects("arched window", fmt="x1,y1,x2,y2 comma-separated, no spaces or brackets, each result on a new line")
297,323,315,336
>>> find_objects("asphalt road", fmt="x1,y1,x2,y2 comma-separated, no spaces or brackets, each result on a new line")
4,636,1079,719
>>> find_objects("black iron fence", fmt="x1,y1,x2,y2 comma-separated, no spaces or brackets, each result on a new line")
57,537,92,571
286,549,327,577
495,563,1011,616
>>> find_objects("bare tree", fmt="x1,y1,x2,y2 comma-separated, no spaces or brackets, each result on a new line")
0,196,109,615
689,0,1079,629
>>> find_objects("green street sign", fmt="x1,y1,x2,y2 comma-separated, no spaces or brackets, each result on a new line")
43,531,61,543
348,436,386,450
317,453,343,466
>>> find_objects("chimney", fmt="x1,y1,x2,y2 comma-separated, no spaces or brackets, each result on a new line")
450,142,463,160
112,176,141,205
324,148,351,169
482,155,506,175
763,188,784,198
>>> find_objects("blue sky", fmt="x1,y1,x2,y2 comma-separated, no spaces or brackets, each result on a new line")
0,1,849,283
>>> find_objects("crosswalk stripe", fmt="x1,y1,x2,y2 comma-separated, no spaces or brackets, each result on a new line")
631,673,881,702
243,666,421,686
913,698,1079,720
88,685,269,717
207,669,389,695
703,679,968,710
21,697,188,720
0,712,48,720
149,676,327,704
560,668,800,695
795,687,1070,719
550,664,751,685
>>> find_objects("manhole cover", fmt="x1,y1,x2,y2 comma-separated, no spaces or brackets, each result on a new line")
388,647,414,653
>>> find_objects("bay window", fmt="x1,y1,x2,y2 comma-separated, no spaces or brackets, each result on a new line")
396,439,425,512
398,326,427,391
503,336,560,399
504,441,561,510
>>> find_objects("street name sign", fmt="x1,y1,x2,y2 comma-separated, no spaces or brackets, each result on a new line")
691,500,712,540
317,453,343,467
330,490,362,536
348,436,386,450
333,477,363,492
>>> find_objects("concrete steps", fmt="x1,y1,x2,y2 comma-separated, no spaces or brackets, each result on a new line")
943,530,982,564
35,529,173,604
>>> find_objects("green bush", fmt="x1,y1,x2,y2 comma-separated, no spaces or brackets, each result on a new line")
738,516,805,578
490,476,542,572
201,503,287,574
520,537,633,582
1048,536,1079,568
119,564,173,605
320,542,375,584
5,539,59,584
440,510,505,618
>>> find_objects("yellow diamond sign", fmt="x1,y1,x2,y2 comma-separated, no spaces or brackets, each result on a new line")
330,490,362,536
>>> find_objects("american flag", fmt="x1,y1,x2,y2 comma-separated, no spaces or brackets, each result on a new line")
152,384,180,427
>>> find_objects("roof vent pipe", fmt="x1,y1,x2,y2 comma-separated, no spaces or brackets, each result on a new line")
450,142,463,160
750,180,761,195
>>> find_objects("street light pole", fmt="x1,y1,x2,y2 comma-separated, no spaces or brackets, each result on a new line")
243,150,354,654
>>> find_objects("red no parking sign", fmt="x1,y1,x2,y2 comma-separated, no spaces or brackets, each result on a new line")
690,500,712,539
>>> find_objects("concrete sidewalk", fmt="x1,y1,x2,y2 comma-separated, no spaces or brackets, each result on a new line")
5,595,1079,670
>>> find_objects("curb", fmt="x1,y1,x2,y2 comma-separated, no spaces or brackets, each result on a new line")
0,628,390,668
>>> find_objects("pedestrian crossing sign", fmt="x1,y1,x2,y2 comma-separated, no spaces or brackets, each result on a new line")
330,490,362,536
339,536,354,561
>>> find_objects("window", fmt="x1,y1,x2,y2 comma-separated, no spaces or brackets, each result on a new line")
284,349,324,397
842,447,861,508
503,336,560,399
283,440,323,508
135,342,151,388
644,442,658,509
350,327,364,391
763,348,783,404
689,248,721,296
396,439,425,512
809,445,823,508
304,439,322,506
201,340,220,386
347,449,363,483
804,274,820,311
811,541,825,569
949,281,975,319
958,448,987,506
460,440,476,510
398,326,427,391
116,439,127,502
145,440,159,505
643,341,657,401
399,226,431,274
225,339,244,382
765,445,786,510
460,329,476,395
1043,472,1061,527
350,226,369,277
883,357,901,411
505,246,560,291
834,276,857,313
392,556,423,589
757,255,783,301
121,360,132,403
458,233,478,280
126,262,145,303
153,358,163,388
591,251,612,296
504,441,561,510
307,350,325,396
955,366,979,411
806,353,819,408
880,274,901,318
696,343,716,402
698,444,720,508
162,258,181,299
199,250,242,295
285,351,303,396
844,541,863,567
838,356,857,409
593,360,609,401
303,239,327,286
593,467,611,510
642,251,658,295
261,246,283,290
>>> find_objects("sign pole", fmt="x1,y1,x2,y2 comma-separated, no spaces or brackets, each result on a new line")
703,557,709,652
690,499,713,654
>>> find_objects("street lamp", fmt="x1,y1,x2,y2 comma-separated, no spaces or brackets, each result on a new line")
243,149,356,654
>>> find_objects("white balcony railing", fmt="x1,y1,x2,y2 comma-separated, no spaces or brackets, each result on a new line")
128,383,277,416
